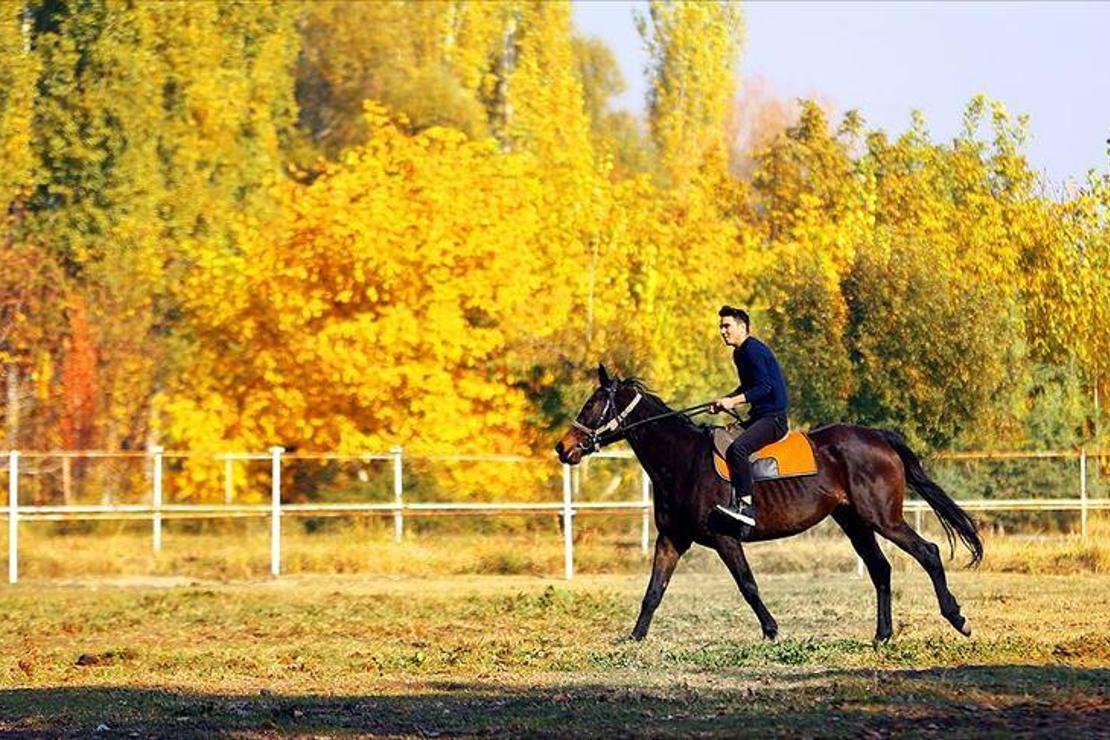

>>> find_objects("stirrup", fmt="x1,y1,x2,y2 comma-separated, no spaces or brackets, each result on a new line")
709,503,755,539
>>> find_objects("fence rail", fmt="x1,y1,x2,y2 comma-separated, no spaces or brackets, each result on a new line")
1,447,1105,584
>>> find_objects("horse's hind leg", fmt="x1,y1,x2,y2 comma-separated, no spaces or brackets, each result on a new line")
712,535,778,640
832,507,892,643
631,533,689,641
879,521,970,637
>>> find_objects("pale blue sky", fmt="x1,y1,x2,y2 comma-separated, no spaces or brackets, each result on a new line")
572,0,1110,187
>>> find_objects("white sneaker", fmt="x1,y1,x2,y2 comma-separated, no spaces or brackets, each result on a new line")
714,502,755,526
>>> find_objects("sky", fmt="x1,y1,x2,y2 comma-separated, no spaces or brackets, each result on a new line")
572,0,1110,187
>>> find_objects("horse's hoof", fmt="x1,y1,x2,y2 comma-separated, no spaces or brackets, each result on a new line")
629,632,646,642
872,635,892,648
762,626,778,641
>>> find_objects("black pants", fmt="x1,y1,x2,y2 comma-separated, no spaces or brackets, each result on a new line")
725,414,789,498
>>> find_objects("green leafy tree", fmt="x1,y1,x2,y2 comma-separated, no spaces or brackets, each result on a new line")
764,250,853,426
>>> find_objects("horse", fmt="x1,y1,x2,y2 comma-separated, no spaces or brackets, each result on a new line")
554,365,983,644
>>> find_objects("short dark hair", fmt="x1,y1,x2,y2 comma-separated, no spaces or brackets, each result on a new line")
718,305,749,331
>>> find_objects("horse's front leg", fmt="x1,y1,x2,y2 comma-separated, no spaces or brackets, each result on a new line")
712,534,778,640
630,533,689,641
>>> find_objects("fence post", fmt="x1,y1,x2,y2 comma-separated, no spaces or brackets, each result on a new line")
62,455,72,505
914,505,923,533
8,450,18,585
224,457,234,504
392,446,404,543
270,447,283,576
641,468,651,554
563,463,574,580
1080,448,1088,539
151,446,163,553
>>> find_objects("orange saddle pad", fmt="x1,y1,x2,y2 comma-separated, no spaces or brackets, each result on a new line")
711,428,817,482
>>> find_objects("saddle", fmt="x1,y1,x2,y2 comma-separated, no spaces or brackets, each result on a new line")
711,424,817,482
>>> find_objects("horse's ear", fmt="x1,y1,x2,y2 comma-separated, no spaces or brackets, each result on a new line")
597,363,612,387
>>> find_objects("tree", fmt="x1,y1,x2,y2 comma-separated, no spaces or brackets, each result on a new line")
25,0,301,453
764,250,853,426
638,0,744,188
751,102,868,271
0,1,36,215
168,108,556,498
0,243,67,449
573,34,655,179
844,237,1013,449
296,1,499,156
573,34,624,136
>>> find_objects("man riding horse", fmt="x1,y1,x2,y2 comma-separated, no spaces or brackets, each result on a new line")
554,355,982,643
711,306,789,538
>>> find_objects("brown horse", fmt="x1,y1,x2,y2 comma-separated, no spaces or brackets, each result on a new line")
554,365,983,643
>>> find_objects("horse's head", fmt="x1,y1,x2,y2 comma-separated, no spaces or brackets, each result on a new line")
554,363,642,465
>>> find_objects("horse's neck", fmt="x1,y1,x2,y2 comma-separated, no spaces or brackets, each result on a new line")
624,398,705,497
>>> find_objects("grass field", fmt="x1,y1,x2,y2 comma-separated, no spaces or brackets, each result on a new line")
1,548,1108,736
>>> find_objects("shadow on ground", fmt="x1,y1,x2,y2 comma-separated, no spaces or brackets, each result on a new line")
1,664,1106,738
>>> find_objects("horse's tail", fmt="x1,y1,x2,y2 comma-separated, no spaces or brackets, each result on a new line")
878,429,983,567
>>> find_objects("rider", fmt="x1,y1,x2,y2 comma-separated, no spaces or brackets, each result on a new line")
710,306,789,535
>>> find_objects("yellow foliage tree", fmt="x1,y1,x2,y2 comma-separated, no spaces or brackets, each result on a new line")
170,108,560,499
638,0,744,188
0,2,36,213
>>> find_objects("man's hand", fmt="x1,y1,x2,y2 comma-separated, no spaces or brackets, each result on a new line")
709,395,745,414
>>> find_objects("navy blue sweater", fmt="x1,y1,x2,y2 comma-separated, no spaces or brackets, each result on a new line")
731,337,789,418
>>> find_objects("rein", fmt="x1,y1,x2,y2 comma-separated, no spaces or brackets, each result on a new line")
573,390,737,455
599,402,716,441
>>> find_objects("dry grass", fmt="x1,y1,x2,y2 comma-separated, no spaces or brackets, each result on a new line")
2,512,1108,582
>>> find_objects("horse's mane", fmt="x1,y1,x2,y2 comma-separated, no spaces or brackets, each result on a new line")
620,376,709,433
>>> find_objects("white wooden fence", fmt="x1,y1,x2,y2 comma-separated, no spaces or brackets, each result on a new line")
1,447,1105,584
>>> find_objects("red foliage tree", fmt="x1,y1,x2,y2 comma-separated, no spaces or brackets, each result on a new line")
60,296,98,450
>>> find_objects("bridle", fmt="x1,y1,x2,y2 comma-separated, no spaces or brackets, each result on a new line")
569,384,643,456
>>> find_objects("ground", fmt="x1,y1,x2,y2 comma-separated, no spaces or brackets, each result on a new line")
1,569,1107,737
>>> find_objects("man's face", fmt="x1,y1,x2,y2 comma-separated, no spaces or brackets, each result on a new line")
719,315,748,347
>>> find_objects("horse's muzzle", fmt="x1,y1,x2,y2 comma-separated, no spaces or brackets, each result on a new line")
555,438,588,465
